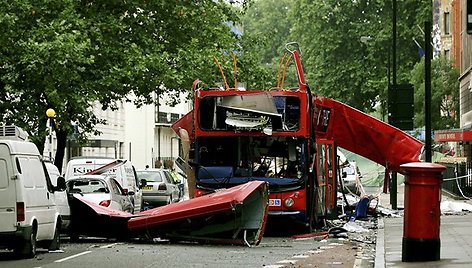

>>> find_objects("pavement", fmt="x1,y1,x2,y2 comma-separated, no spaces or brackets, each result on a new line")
373,184,472,267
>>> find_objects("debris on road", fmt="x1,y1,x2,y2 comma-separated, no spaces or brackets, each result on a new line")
68,181,269,247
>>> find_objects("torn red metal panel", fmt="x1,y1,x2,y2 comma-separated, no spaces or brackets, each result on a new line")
68,195,133,239
313,96,423,172
171,110,194,141
84,159,125,175
129,181,269,246
72,195,134,218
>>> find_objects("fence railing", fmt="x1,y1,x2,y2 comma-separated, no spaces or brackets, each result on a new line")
441,162,472,199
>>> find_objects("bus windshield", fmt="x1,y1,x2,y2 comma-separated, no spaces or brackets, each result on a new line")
195,136,306,189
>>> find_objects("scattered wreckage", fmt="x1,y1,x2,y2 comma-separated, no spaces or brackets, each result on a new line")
68,42,424,246
68,180,269,246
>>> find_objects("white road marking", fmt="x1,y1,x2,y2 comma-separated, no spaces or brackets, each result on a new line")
54,251,91,263
307,249,324,254
277,259,298,264
292,254,310,258
319,245,334,249
100,242,122,249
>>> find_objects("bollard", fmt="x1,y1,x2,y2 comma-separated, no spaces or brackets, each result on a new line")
400,162,445,262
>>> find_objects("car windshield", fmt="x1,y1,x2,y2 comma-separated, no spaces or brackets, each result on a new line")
137,171,163,182
67,179,109,194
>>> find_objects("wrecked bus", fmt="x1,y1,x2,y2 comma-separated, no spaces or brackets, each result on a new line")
172,42,423,231
172,44,337,231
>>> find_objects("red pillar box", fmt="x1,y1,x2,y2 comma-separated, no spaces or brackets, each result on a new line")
400,162,445,262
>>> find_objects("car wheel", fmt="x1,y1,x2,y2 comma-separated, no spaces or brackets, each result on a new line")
15,227,37,258
47,222,61,251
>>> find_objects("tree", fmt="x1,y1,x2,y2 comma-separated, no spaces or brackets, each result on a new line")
410,57,460,130
0,0,259,172
241,0,293,65
287,0,431,113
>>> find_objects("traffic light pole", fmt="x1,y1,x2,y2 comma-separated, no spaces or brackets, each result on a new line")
425,21,432,163
390,0,398,210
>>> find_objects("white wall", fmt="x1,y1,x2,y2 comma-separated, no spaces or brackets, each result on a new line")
124,100,155,169
124,91,191,169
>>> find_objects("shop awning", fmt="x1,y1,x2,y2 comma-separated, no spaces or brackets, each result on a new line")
434,129,472,142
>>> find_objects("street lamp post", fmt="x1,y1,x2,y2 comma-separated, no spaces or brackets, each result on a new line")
359,29,397,208
46,108,56,159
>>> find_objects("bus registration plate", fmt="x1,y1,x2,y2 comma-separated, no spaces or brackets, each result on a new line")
269,199,281,206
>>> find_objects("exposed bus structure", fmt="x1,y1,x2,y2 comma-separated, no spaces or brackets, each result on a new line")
172,43,423,231
59,43,423,244
190,86,323,229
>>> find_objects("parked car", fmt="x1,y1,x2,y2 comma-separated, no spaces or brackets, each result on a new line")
341,161,362,194
136,169,182,208
64,157,143,212
66,175,134,213
44,161,71,231
0,139,62,258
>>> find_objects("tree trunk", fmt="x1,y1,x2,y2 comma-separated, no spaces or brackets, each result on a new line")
32,118,48,156
54,128,67,174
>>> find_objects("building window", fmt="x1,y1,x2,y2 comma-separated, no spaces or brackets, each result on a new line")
155,111,180,124
154,104,160,123
444,12,450,35
444,49,450,59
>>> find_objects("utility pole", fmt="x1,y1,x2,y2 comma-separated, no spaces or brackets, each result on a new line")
425,21,432,162
390,0,398,210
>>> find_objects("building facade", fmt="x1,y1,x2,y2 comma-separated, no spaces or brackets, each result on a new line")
124,92,191,169
434,0,472,161
458,0,472,159
45,92,191,171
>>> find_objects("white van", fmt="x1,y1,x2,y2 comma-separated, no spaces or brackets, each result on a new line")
64,157,143,212
44,161,71,231
0,140,62,258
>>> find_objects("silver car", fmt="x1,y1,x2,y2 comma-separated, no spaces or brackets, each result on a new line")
66,175,135,213
136,169,181,208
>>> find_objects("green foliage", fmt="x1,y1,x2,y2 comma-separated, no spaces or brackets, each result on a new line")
241,0,293,64
0,0,458,168
410,57,460,130
0,0,257,158
285,0,431,113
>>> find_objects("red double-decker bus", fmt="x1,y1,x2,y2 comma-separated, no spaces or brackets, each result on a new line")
173,44,338,231
172,43,424,231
